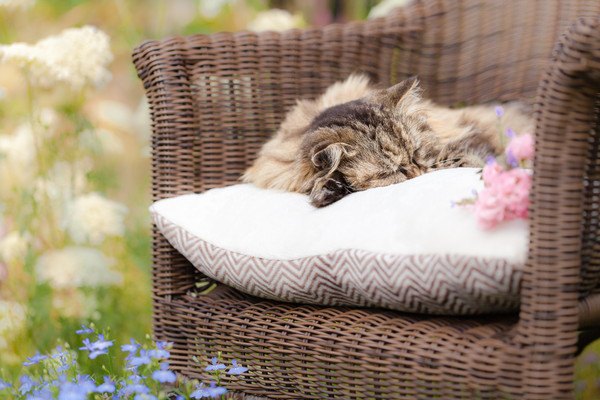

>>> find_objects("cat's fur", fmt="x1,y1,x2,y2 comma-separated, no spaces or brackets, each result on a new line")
243,75,533,207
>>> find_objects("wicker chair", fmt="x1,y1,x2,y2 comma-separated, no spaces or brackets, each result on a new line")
133,1,600,398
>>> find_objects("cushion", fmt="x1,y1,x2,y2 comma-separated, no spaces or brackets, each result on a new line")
150,168,527,315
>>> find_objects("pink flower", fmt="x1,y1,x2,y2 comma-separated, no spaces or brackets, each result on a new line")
503,169,531,219
474,188,506,229
506,133,534,162
482,160,504,183
474,168,532,228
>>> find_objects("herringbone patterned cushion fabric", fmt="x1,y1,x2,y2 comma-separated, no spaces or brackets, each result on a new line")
152,194,522,315
152,216,522,315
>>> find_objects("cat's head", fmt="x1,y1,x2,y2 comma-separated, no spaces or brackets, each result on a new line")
299,77,438,207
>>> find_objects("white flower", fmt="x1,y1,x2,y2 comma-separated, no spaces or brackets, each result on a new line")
33,160,89,213
66,193,127,244
247,9,304,32
52,289,99,319
198,0,234,18
368,0,412,19
0,124,36,194
35,246,122,289
0,231,28,262
0,25,113,90
0,124,35,166
0,300,26,350
0,0,35,10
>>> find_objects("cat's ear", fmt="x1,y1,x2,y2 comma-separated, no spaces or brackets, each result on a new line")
311,143,355,173
378,76,421,109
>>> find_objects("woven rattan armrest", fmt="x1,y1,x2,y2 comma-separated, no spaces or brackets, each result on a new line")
512,16,600,393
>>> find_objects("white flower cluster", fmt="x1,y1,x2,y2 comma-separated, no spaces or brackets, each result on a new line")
0,25,113,90
247,9,304,32
66,192,127,245
0,0,35,11
35,246,122,289
198,0,234,18
0,231,28,263
0,123,36,195
368,0,412,19
0,300,26,350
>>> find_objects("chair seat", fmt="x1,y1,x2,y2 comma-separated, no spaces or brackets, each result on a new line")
161,286,519,399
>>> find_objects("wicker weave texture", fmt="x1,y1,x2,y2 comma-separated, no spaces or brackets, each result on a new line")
133,0,600,398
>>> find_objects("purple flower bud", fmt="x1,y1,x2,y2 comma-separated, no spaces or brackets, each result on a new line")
506,150,518,168
505,128,516,138
485,155,496,165
495,106,504,117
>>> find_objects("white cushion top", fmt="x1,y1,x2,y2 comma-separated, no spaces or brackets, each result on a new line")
150,168,528,263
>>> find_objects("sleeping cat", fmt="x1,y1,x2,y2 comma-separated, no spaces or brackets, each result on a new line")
242,75,533,207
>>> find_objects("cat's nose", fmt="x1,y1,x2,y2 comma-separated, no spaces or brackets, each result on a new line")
310,178,353,207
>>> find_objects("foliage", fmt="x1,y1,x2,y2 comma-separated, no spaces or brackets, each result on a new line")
0,324,247,399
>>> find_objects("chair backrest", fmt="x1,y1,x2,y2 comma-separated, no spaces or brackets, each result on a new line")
134,0,598,197
134,0,600,298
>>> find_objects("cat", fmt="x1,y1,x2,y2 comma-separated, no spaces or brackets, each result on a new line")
242,75,533,207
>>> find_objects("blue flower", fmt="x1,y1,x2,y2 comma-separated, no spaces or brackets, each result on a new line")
122,383,149,396
75,325,94,335
148,348,170,359
155,340,172,350
57,381,91,400
227,359,248,375
121,338,139,354
152,362,176,383
188,382,227,398
50,346,67,360
147,341,171,359
95,376,115,394
190,383,209,399
0,378,11,390
122,376,149,396
23,352,48,366
76,376,96,394
205,357,226,372
28,386,53,400
79,334,113,359
128,349,151,366
19,375,36,395
134,395,157,400
93,334,113,350
495,106,504,118
205,381,227,398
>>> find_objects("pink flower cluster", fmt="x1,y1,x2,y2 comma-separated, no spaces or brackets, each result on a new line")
473,132,534,229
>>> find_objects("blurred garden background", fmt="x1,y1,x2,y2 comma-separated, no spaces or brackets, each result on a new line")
0,0,599,399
